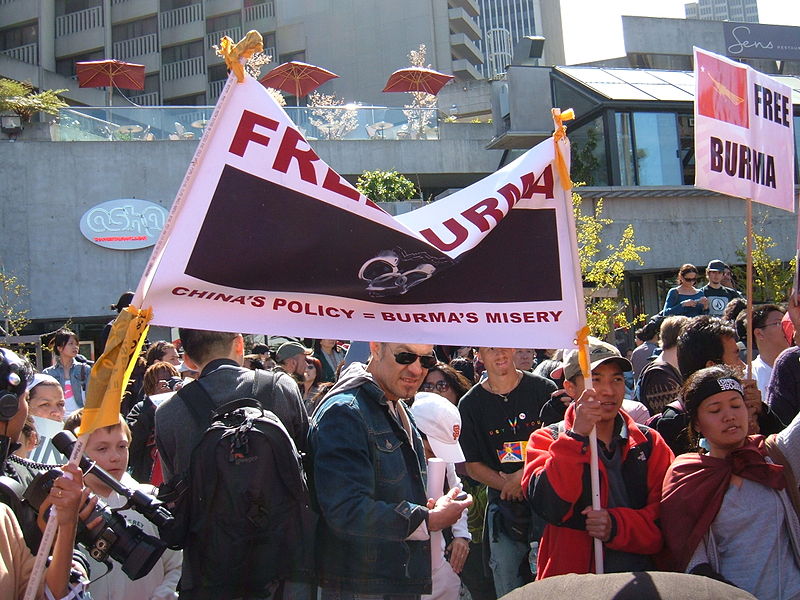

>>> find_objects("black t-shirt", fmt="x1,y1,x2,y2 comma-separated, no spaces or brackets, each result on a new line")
701,284,742,317
458,371,556,473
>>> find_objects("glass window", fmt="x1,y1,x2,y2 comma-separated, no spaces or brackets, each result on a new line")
163,92,207,106
208,63,228,82
632,112,682,185
569,115,608,186
795,115,800,182
112,17,157,43
56,0,102,17
0,23,37,51
677,114,695,185
552,77,600,120
160,0,197,11
162,40,204,63
206,13,241,34
55,49,103,77
616,112,635,186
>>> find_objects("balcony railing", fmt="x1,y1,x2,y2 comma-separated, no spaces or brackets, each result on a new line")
162,56,204,80
130,91,160,106
206,27,241,49
0,43,37,65
243,0,274,22
159,2,202,29
112,33,158,60
53,105,444,141
55,5,103,37
209,79,227,100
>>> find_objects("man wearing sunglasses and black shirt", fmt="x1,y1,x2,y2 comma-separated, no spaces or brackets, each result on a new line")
457,347,557,596
309,342,472,600
702,259,743,318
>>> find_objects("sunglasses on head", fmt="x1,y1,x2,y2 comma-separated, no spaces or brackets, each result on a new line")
394,351,437,369
421,380,450,393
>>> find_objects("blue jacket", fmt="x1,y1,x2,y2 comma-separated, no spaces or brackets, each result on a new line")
308,364,431,594
43,360,91,409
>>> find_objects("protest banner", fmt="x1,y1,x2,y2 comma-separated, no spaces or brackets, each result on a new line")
28,416,67,464
134,72,584,348
694,47,796,372
694,47,795,210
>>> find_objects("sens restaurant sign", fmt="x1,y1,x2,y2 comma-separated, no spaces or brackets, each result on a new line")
80,198,168,250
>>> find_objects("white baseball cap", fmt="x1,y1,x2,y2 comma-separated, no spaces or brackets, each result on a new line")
410,392,465,463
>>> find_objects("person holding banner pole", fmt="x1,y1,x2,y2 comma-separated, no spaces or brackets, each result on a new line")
521,339,674,579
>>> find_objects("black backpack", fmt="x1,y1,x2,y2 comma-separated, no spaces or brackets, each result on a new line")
160,383,316,598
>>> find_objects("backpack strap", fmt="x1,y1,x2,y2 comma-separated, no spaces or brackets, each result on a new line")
253,369,277,408
178,380,217,430
211,398,261,420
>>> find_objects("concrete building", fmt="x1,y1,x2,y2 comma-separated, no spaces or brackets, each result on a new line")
685,0,759,23
491,61,799,320
580,16,800,77
476,0,564,78
0,0,486,108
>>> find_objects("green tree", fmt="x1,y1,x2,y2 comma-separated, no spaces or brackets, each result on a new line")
0,78,68,121
0,269,30,336
356,170,418,202
734,229,796,303
574,190,650,337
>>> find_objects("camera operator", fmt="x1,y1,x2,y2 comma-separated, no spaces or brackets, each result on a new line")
63,410,181,600
0,347,89,599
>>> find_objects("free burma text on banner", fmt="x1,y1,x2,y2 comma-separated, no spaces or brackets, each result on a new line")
134,73,582,348
694,46,795,211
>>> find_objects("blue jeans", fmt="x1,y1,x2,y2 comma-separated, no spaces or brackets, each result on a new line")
486,503,532,597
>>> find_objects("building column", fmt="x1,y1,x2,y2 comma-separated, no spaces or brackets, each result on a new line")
38,0,55,72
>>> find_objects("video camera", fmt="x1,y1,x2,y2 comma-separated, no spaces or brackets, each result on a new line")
21,430,174,581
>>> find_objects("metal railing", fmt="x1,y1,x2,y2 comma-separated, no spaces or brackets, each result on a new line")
55,5,103,37
208,79,226,100
129,91,160,106
243,0,274,22
0,43,37,65
159,2,202,29
112,33,158,60
161,56,204,80
53,105,443,142
206,27,241,49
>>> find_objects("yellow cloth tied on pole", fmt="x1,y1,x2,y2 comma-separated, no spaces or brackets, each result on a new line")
77,306,152,436
576,325,591,379
216,30,264,83
551,107,575,191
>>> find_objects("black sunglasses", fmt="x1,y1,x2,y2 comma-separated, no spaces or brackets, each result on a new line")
421,380,450,393
394,352,437,369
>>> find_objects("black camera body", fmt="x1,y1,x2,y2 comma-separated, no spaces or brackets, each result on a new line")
166,376,183,391
25,468,167,581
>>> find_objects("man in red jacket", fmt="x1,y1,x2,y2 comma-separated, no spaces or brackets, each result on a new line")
521,338,674,578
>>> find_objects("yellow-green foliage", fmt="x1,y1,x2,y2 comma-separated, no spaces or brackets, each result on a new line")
735,228,796,303
573,190,650,337
0,78,67,121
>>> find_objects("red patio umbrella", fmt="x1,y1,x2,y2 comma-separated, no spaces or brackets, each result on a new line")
259,61,339,103
76,59,145,105
382,67,454,95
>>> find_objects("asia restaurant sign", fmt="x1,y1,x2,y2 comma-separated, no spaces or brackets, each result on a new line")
723,22,800,61
80,199,169,250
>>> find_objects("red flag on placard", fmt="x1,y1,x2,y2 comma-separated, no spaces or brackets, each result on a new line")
696,50,748,128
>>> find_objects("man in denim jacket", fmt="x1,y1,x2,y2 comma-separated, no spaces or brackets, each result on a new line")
309,341,472,600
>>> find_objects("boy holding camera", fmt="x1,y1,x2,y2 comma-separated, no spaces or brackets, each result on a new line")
64,410,181,600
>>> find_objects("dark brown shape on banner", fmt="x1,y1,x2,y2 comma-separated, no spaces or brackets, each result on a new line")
185,165,562,304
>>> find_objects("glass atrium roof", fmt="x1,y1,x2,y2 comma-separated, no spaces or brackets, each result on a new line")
557,66,800,105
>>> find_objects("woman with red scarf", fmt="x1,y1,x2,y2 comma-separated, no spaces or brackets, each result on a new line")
661,365,800,599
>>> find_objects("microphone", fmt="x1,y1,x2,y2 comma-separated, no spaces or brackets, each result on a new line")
52,430,173,528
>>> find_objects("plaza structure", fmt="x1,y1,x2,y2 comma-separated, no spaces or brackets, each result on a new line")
0,2,798,353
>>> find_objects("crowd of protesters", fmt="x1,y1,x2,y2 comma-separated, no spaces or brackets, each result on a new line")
3,258,800,599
